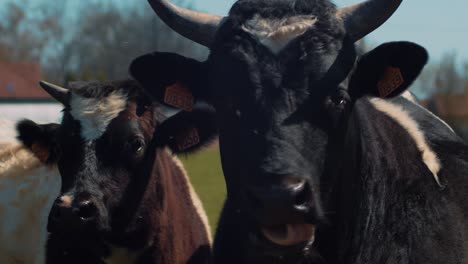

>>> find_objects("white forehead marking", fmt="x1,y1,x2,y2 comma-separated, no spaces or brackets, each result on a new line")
370,98,442,186
70,91,127,141
242,14,318,54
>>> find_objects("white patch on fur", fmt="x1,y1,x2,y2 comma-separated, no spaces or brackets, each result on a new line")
70,91,127,141
169,151,212,243
400,92,455,134
103,245,144,264
0,143,60,264
401,91,417,103
370,98,442,186
59,195,73,208
242,14,318,53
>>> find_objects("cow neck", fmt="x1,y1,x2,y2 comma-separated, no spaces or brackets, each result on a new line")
107,146,208,262
332,98,446,262
313,108,351,263
106,141,158,249
148,149,211,263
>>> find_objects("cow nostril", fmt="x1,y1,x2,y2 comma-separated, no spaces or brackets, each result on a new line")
293,183,311,207
284,178,306,191
77,201,97,221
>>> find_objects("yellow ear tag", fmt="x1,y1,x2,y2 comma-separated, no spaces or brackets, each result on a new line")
31,143,49,163
176,127,200,151
377,67,405,98
164,82,194,112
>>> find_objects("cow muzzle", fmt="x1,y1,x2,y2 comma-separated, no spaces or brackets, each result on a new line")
243,176,319,247
48,194,99,233
261,223,316,246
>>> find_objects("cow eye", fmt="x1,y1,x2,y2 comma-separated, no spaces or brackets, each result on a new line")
129,137,146,155
324,95,347,110
331,96,347,106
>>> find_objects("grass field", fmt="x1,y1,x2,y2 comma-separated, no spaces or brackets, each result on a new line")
179,145,226,234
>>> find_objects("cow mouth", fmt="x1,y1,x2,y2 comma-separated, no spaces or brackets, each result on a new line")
261,223,315,247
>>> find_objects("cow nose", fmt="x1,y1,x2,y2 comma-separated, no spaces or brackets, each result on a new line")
48,196,98,232
244,177,313,225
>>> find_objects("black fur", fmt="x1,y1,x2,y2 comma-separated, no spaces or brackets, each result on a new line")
129,52,207,102
349,42,429,99
332,98,467,264
155,107,218,154
130,0,468,263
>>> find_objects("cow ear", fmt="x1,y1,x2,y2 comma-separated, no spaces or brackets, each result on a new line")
16,120,60,164
130,52,208,112
156,107,217,154
349,41,428,99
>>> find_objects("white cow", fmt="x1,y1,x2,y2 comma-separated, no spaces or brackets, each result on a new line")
0,119,60,264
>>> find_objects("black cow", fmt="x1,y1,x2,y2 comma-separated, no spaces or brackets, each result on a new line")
131,0,468,263
16,80,217,264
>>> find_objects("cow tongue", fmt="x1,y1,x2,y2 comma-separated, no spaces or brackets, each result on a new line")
261,224,315,246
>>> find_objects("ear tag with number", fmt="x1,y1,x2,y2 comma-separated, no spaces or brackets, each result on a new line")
377,67,405,98
176,127,200,151
164,82,194,112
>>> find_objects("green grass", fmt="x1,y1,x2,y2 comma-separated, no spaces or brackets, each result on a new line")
180,145,226,235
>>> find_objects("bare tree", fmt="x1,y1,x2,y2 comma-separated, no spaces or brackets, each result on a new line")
434,52,464,95
419,52,468,140
0,0,66,63
1,0,206,84
54,0,207,83
464,62,468,92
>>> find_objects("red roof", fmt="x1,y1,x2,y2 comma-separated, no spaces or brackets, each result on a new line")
0,62,50,100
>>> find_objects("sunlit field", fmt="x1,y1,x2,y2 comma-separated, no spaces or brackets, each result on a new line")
179,144,226,234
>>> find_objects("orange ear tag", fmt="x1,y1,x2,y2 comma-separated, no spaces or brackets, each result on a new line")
176,127,200,151
164,82,194,112
31,143,49,163
377,67,405,98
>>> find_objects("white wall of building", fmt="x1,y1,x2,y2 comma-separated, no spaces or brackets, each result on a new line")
0,103,63,142
0,103,63,124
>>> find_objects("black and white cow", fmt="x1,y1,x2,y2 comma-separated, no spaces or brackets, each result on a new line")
130,0,468,263
16,80,217,264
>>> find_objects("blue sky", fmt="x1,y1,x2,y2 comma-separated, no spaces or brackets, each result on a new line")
23,0,468,63
192,0,468,64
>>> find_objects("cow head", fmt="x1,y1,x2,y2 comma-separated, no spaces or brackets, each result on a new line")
131,0,428,261
16,80,216,252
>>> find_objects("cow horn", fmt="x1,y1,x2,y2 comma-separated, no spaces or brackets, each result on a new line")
147,0,224,47
39,81,69,105
337,0,402,42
